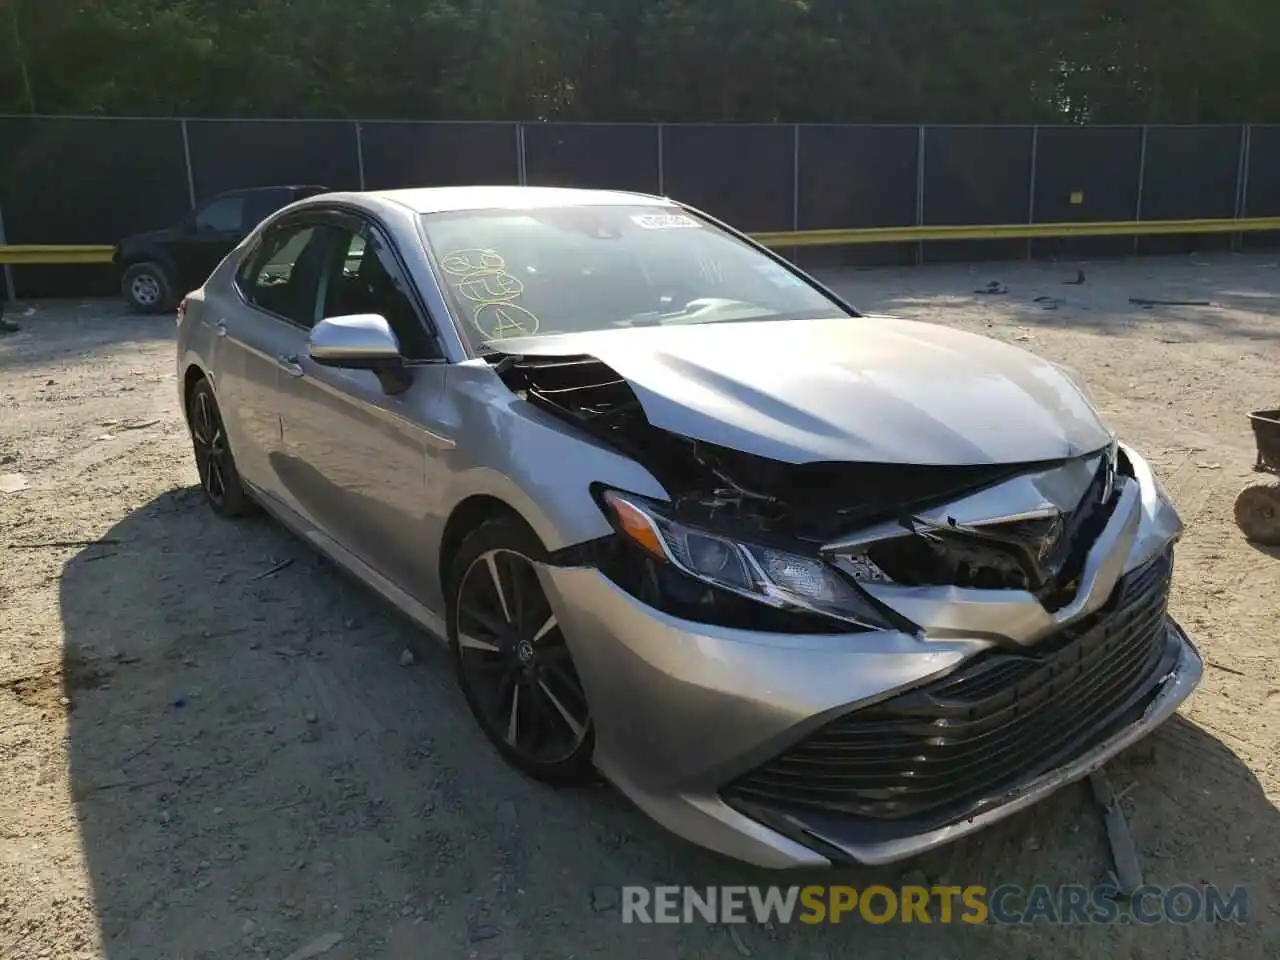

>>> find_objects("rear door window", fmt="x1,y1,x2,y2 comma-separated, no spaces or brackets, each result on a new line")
236,223,335,328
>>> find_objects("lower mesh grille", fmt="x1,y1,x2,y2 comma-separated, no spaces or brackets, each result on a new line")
723,549,1174,823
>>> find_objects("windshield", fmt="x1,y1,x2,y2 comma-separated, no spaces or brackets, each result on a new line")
418,204,851,349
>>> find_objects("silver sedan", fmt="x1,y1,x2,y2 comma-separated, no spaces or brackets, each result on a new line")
176,186,1202,868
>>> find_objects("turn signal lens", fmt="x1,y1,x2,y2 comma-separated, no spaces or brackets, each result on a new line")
603,491,668,560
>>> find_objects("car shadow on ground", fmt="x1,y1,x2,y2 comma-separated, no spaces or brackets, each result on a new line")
59,488,1279,958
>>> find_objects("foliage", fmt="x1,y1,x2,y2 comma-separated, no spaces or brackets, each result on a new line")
3,0,1278,121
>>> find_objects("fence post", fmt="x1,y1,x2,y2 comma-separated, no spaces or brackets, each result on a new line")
180,118,197,209
656,123,665,196
515,124,527,186
915,126,927,266
1134,125,1149,253
1026,124,1039,261
791,124,801,264
0,204,15,303
1233,124,1251,252
355,121,367,191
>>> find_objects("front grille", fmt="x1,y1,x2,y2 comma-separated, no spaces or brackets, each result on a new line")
723,549,1174,823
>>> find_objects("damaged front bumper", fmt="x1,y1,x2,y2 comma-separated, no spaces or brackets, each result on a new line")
539,559,1201,868
534,447,1202,869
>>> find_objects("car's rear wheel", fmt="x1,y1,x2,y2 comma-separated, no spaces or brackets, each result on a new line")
448,516,595,783
122,261,174,314
187,378,254,518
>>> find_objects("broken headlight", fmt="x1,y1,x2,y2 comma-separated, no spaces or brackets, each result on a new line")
599,490,895,631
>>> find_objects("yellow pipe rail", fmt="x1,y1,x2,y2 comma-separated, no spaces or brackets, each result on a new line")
750,217,1280,248
2,216,1280,263
0,244,116,264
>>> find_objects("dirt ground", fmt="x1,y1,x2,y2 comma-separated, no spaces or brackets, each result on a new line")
1,252,1278,960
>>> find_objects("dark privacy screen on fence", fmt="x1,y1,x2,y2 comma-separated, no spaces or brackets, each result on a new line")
1,118,1275,298
0,117,190,243
1243,125,1280,249
661,124,795,233
524,124,659,193
1031,125,1143,259
0,117,193,297
361,122,519,190
795,125,919,267
923,126,1034,262
187,120,362,198
1139,125,1244,254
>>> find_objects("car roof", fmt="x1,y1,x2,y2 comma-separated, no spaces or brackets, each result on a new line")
363,185,675,214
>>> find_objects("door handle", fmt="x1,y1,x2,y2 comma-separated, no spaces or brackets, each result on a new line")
214,320,227,337
276,353,304,378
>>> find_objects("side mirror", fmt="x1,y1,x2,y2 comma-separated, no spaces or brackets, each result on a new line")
308,314,413,394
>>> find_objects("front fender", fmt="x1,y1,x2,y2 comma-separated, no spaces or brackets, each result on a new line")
441,361,670,551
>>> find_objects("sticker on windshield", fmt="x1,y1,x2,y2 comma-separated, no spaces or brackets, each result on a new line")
440,248,541,339
754,262,804,288
631,213,700,231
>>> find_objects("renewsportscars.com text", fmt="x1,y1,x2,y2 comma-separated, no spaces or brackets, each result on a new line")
621,884,1249,925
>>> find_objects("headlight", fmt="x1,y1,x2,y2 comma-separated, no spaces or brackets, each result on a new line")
600,490,896,631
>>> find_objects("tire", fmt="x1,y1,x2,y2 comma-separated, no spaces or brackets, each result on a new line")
122,261,175,314
187,378,255,518
446,515,595,784
1234,481,1280,545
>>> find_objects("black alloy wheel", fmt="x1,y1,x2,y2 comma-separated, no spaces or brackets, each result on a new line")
449,518,594,783
187,378,253,517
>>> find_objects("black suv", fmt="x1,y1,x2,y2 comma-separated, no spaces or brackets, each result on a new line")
114,184,328,313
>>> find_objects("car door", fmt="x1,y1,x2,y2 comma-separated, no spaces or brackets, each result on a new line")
211,218,332,501
274,211,451,600
179,193,250,288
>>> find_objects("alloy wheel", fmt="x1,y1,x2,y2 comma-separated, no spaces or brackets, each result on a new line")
190,389,229,506
454,548,590,765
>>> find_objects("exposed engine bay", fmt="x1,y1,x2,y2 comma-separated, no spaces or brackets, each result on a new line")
490,353,1039,539
489,350,1124,622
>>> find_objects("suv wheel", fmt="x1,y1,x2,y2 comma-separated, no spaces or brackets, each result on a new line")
122,261,174,314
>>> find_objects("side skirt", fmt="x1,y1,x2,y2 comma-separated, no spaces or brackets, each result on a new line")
243,481,449,645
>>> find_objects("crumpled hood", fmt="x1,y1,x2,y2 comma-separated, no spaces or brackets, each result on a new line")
489,315,1113,465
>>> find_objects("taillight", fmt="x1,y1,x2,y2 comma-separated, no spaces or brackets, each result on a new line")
176,297,187,325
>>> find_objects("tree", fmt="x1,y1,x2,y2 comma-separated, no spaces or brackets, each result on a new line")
1,0,1277,122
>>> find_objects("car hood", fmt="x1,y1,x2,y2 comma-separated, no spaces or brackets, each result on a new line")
489,315,1113,465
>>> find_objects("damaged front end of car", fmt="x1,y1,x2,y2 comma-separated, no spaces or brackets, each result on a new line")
491,352,1045,627
486,347,1200,866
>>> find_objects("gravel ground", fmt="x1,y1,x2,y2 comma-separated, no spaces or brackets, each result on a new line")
1,252,1278,959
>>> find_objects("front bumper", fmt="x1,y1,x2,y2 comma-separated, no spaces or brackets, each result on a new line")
541,559,1200,868
535,449,1202,869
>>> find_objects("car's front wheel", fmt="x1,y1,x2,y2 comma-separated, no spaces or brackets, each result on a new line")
448,516,595,783
122,261,175,314
187,378,254,518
